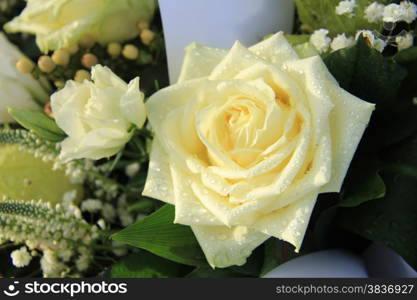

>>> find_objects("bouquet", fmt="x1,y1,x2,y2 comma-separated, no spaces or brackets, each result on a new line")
0,0,416,278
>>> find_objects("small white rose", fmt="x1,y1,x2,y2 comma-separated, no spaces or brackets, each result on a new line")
0,33,49,123
4,0,157,53
51,65,146,162
143,32,375,268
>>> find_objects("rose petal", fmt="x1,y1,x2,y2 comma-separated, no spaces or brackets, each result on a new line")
142,138,175,204
252,191,319,251
178,43,227,83
191,225,269,268
249,32,299,66
322,88,375,192
170,166,223,226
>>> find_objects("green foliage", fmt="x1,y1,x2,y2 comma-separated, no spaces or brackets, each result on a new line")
339,158,386,207
8,108,66,142
338,166,417,269
324,37,407,108
295,0,391,36
321,29,417,269
106,251,185,278
112,205,207,266
260,238,299,276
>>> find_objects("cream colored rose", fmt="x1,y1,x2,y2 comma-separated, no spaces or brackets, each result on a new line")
143,33,375,268
51,65,146,162
4,0,156,53
0,32,49,123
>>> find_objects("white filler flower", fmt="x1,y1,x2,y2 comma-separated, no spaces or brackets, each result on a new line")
356,30,386,52
11,246,32,267
335,0,357,17
396,33,414,51
331,34,356,51
400,1,417,24
310,29,331,53
383,3,406,23
51,65,146,162
364,2,386,23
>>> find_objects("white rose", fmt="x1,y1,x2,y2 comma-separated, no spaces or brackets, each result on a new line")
143,33,375,268
4,0,157,53
51,65,146,162
0,32,49,123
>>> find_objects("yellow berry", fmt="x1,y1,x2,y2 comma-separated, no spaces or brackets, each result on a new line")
122,44,139,60
52,49,70,66
136,20,149,31
16,57,35,73
38,55,56,73
79,35,95,49
107,42,122,58
74,69,91,82
64,44,79,55
81,53,98,69
54,80,65,88
140,29,155,45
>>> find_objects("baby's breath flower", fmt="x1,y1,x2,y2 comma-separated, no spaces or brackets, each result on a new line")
383,3,406,23
330,33,355,51
310,29,331,53
396,32,414,51
400,1,417,23
335,0,357,17
97,219,106,230
102,203,116,221
41,250,68,277
81,199,103,213
364,2,385,23
62,189,78,205
112,241,128,257
75,253,91,272
11,246,32,267
356,30,386,52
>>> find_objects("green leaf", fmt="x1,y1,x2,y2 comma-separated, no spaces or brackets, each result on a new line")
230,245,264,276
394,46,417,101
393,46,417,65
106,251,184,278
295,0,390,36
340,157,386,207
323,37,407,108
112,204,207,266
294,42,318,58
186,267,243,278
8,108,66,142
284,34,310,46
338,134,417,269
260,238,299,276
